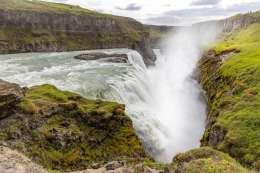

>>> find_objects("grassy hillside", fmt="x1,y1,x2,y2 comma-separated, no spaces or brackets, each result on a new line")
0,0,105,16
200,23,260,170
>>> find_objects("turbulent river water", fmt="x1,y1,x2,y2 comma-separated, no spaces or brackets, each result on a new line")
0,27,218,162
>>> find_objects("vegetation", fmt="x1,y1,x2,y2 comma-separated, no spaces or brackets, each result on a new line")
0,0,105,16
199,23,260,170
0,84,147,172
172,147,251,173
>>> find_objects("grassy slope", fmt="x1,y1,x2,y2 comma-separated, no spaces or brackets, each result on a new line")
171,147,251,173
0,0,105,16
201,23,260,170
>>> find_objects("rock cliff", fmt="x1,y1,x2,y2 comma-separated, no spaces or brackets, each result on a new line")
220,11,260,32
0,0,156,66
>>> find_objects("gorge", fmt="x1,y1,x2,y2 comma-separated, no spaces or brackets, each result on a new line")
0,0,259,173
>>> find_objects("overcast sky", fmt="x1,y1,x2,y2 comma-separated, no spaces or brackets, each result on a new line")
44,0,260,26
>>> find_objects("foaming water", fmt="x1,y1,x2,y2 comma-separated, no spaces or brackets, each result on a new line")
0,25,219,162
143,26,220,162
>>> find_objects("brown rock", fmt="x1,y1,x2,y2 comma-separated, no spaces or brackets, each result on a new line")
74,53,128,63
0,80,24,120
105,161,125,171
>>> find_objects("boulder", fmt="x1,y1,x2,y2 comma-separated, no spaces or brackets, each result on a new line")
74,53,128,63
0,80,24,119
105,161,125,171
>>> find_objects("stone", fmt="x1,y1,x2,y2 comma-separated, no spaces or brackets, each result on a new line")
0,79,24,119
74,53,128,63
105,161,125,171
91,163,102,169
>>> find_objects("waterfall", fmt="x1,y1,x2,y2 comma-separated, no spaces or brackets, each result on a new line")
0,24,220,163
109,25,220,162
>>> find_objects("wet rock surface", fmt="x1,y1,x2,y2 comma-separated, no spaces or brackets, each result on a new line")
74,53,128,63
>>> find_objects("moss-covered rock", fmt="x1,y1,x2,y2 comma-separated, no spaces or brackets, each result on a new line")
199,23,260,170
171,147,249,173
0,82,147,172
0,79,24,119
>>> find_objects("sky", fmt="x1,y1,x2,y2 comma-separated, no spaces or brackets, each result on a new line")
44,0,260,26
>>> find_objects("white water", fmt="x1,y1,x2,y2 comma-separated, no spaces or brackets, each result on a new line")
144,26,220,162
0,25,219,162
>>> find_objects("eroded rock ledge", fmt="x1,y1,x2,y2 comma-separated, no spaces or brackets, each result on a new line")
74,53,128,63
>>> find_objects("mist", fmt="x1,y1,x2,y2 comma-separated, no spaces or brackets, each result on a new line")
145,24,221,162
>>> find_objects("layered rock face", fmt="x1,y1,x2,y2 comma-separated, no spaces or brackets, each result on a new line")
0,0,156,66
220,11,260,32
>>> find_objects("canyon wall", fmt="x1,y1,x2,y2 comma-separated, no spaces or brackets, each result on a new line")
0,0,156,65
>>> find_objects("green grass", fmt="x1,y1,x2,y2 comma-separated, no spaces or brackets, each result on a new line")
0,0,105,17
172,147,250,173
200,23,260,170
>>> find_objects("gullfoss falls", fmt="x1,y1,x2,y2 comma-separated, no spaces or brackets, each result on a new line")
0,26,219,163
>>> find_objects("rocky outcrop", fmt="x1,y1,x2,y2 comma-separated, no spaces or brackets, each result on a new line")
0,0,156,66
0,80,148,172
74,53,128,63
0,80,24,120
132,32,156,65
144,25,176,49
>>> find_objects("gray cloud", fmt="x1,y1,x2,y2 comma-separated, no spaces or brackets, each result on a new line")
116,3,142,11
145,2,260,26
191,0,221,6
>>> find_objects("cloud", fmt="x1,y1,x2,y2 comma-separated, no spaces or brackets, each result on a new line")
191,0,222,6
116,3,142,11
145,2,260,26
